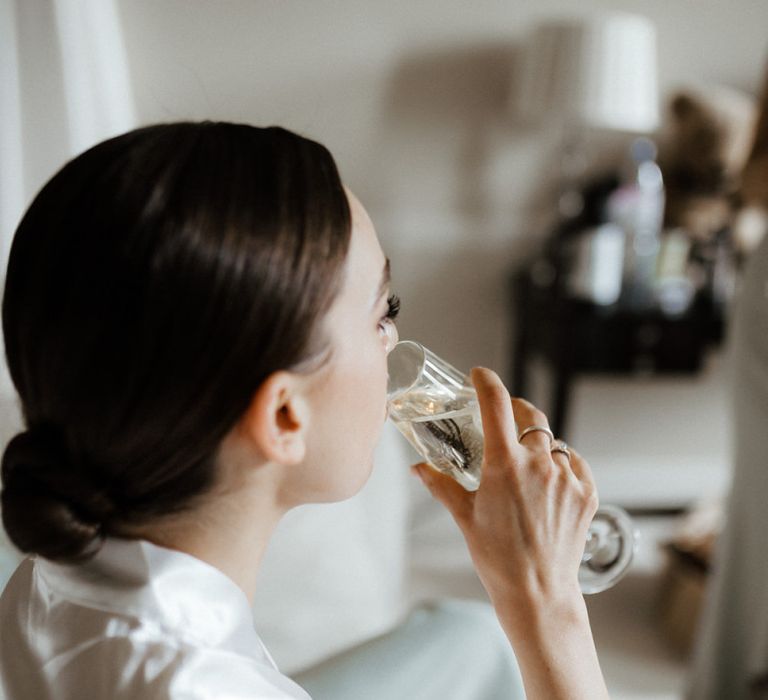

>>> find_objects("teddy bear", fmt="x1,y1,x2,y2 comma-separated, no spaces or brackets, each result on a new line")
659,84,758,251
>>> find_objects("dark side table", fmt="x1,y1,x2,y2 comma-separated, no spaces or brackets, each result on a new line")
509,260,726,439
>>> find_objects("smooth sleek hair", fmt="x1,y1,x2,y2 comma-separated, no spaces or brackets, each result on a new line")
1,122,351,563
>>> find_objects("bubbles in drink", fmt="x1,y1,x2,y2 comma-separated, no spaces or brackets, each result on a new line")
388,388,483,491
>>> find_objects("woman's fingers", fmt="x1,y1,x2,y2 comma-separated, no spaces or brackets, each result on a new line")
549,447,573,473
568,446,597,491
411,463,474,525
469,368,519,458
511,398,554,451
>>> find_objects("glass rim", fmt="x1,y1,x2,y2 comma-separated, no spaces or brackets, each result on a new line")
386,340,427,401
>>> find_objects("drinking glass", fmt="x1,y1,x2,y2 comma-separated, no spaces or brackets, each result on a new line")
387,340,635,594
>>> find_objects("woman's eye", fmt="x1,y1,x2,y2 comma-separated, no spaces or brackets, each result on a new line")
378,294,400,329
378,294,400,351
384,294,400,322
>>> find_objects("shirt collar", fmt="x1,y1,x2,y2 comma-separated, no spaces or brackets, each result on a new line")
35,537,265,659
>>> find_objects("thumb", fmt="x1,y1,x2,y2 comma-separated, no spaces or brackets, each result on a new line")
411,463,474,524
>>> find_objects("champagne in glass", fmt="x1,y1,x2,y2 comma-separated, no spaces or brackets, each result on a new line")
389,384,484,491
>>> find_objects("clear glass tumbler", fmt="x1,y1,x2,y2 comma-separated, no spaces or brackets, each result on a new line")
387,340,635,594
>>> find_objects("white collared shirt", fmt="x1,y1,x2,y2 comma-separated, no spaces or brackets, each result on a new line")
0,537,310,699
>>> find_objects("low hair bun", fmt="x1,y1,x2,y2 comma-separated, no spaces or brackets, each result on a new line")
1,427,111,562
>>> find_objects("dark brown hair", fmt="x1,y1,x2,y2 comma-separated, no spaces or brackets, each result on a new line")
1,122,351,562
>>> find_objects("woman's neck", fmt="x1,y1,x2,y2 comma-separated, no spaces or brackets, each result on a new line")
126,461,288,604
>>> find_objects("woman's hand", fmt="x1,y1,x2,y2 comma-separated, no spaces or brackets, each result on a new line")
412,366,597,612
412,367,608,700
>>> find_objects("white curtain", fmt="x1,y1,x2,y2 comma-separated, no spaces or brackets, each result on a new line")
0,0,137,575
0,0,136,399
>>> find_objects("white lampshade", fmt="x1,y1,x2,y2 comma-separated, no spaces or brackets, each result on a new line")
515,13,660,133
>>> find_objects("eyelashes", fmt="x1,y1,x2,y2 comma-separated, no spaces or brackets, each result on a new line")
385,294,400,321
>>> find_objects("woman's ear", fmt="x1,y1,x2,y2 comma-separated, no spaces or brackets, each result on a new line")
236,371,308,466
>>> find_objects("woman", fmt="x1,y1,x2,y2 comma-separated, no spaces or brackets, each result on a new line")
0,122,608,699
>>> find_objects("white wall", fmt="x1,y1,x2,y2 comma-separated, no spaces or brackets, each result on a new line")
3,0,767,506
113,0,767,506
116,0,768,372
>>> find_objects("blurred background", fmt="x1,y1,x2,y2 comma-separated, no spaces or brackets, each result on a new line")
3,1,768,698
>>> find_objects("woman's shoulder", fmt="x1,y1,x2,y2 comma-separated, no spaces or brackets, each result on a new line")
0,553,311,699
159,645,312,699
2,623,311,700
54,635,312,700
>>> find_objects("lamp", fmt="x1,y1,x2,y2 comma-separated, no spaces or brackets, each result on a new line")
515,13,660,134
514,13,660,204
513,14,663,308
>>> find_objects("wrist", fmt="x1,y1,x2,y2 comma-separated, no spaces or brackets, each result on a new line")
492,583,588,641
491,586,608,700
